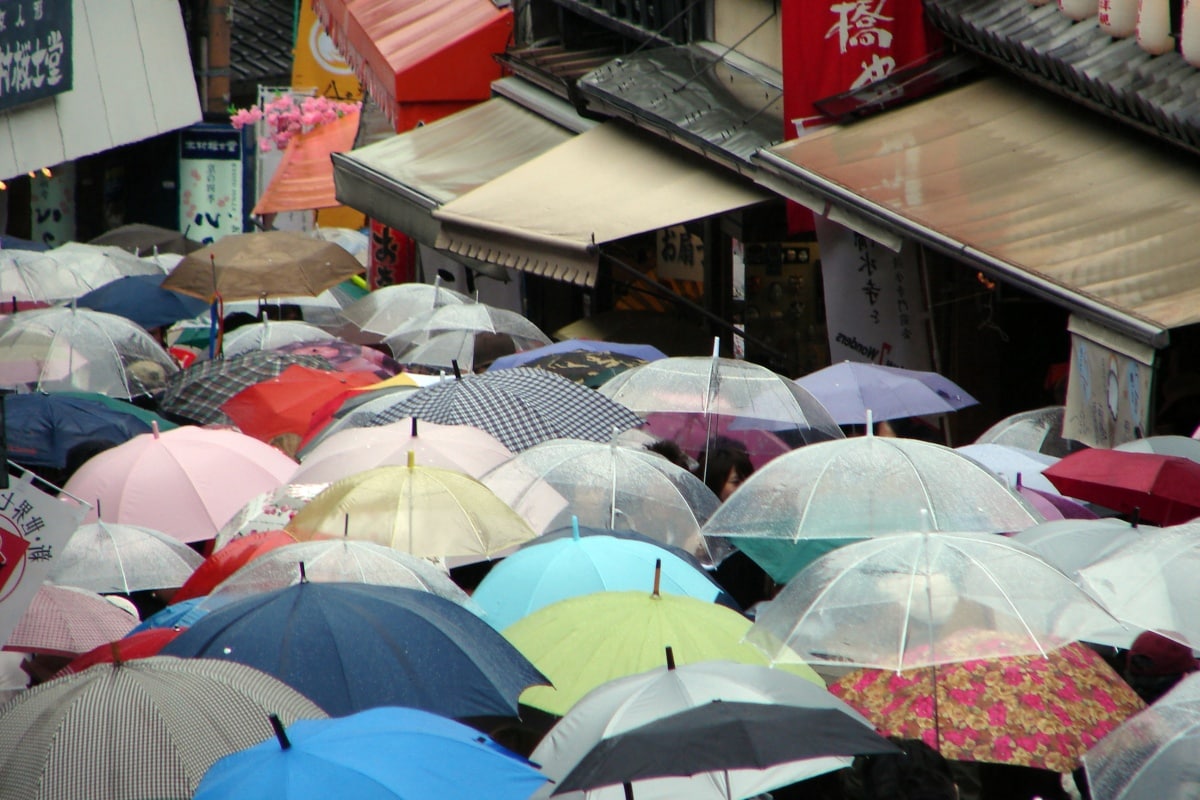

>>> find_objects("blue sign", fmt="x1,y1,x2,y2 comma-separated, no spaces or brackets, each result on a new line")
0,0,72,113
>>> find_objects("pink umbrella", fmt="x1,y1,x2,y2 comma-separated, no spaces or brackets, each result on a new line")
4,584,139,658
275,339,402,380
1017,481,1099,521
639,411,794,470
63,425,298,544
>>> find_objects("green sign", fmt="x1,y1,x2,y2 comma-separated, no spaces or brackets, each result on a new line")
0,0,72,113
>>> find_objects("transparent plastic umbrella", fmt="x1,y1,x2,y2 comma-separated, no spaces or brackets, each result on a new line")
339,279,470,339
745,531,1124,672
212,482,329,551
384,302,552,371
46,520,204,594
221,320,336,356
975,405,1086,457
0,245,160,308
955,442,1061,494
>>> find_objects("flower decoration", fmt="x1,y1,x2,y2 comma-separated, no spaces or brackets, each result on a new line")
230,94,362,153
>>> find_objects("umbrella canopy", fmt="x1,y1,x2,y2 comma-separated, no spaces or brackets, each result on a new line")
0,306,178,398
830,632,1145,772
284,461,536,568
504,589,824,716
955,442,1061,495
384,302,552,371
74,272,211,329
162,230,365,301
362,368,644,453
292,418,513,484
63,425,299,544
0,243,161,307
554,700,900,795
212,483,327,551
0,655,327,800
173,529,298,603
1044,448,1200,525
130,596,213,634
1010,517,1151,577
701,436,1042,583
489,339,668,372
1017,483,1100,520
1115,434,1200,463
520,349,648,388
532,658,875,800
193,706,549,800
222,320,337,356
220,364,379,444
338,280,471,340
976,405,1086,458
1,392,159,471
472,527,731,630
275,339,403,379
59,627,184,674
794,360,978,424
637,410,796,471
480,439,720,564
90,222,203,256
158,350,335,426
744,531,1123,672
160,582,549,718
46,520,203,594
4,584,139,658
1082,671,1200,800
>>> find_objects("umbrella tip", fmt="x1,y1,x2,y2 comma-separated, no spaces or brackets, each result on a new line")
269,714,292,750
652,558,661,597
298,561,308,583
109,639,123,667
711,337,720,359
665,646,675,670
865,408,874,436
151,420,160,439
571,515,581,540
451,360,462,380
408,450,416,469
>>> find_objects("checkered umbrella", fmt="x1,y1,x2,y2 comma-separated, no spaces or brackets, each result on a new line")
364,368,643,452
158,350,334,425
4,584,138,658
0,655,327,800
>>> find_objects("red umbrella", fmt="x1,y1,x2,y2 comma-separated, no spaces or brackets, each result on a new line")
220,364,378,444
59,627,183,675
1043,448,1200,525
171,529,296,603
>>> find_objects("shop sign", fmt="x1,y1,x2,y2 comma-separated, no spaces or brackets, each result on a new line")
656,225,705,283
0,0,71,113
1064,314,1155,448
178,124,247,244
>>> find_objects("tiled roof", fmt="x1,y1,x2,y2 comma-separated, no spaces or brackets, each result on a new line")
231,0,296,87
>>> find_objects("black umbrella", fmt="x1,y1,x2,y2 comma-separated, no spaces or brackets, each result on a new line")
553,700,900,796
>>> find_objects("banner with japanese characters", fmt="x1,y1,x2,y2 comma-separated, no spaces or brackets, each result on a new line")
816,215,931,370
0,468,87,648
1064,314,1155,449
0,0,72,113
179,123,248,244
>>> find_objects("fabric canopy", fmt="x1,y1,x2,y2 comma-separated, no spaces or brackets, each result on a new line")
432,122,772,287
253,110,360,215
754,76,1200,348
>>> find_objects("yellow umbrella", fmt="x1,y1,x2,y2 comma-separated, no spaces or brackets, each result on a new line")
285,453,535,567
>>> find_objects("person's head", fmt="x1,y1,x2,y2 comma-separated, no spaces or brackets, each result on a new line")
1125,630,1198,703
695,438,754,501
644,439,694,471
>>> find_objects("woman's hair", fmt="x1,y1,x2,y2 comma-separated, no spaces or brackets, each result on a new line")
693,437,754,496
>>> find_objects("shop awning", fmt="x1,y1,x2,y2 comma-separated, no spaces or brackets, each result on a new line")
313,0,512,131
432,122,772,287
331,95,581,246
254,110,360,215
754,76,1200,349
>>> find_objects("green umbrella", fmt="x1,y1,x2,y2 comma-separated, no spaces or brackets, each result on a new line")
56,391,179,431
503,588,824,716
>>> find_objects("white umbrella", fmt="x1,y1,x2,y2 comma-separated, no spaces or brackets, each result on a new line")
47,520,203,594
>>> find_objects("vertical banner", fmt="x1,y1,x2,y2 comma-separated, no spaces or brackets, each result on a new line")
368,220,415,289
0,469,87,648
29,162,75,248
179,123,246,244
1064,315,1155,448
816,216,931,370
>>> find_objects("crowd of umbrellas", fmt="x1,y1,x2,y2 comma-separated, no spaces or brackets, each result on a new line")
0,227,1198,799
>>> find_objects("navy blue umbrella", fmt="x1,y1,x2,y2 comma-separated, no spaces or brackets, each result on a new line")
2,392,157,470
160,580,550,718
75,273,209,330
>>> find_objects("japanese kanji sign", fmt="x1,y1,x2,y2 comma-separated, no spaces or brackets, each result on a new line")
1064,314,1155,449
0,0,71,113
179,123,247,245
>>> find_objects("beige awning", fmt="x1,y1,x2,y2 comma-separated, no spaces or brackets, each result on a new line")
432,122,772,287
755,76,1200,348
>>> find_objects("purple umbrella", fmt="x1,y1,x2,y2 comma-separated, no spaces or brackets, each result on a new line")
794,361,977,424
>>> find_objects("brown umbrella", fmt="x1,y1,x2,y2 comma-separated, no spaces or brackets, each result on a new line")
161,231,364,302
90,223,202,256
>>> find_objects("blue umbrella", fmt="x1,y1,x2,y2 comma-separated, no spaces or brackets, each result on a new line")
2,392,157,470
75,272,209,330
160,581,549,718
473,521,735,630
487,339,667,372
130,596,214,634
194,706,549,800
0,235,48,251
794,360,977,424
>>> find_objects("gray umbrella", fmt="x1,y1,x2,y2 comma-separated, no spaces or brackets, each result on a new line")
0,656,327,800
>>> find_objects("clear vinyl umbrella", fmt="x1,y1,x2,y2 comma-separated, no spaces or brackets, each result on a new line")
338,279,470,340
221,320,336,356
0,244,160,308
46,520,203,594
385,302,553,372
975,405,1086,458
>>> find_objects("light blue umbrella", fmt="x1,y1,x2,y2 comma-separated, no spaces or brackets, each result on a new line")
129,596,213,634
472,518,734,630
794,360,977,424
193,706,548,800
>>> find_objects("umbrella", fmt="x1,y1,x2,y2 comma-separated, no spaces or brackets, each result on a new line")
1043,448,1200,525
383,302,552,371
130,596,213,634
1017,483,1100,520
220,364,379,444
63,425,299,543
637,410,795,471
0,306,179,398
532,658,874,800
520,349,648,388
794,360,978,424
212,483,327,551
158,350,335,425
480,438,721,565
173,529,298,602
212,282,365,332
161,230,366,301
59,626,184,674
160,582,549,718
275,338,403,379
700,436,1042,584
74,272,210,329
504,589,824,716
1115,434,1200,463
222,320,337,356
955,442,1061,495
0,243,161,308
4,584,139,657
472,525,732,630
338,279,471,340
1010,517,1151,577
1,392,159,471
1082,671,1200,800
193,706,549,800
292,418,512,484
206,539,472,607
362,368,644,453
830,631,1145,772
744,531,1124,672
0,655,327,800
46,520,204,594
284,461,536,568
489,339,667,372
975,405,1086,458
90,222,203,256
554,700,900,795
293,379,435,453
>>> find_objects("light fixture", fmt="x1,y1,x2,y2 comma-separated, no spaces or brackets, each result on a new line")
40,167,51,177
0,180,7,191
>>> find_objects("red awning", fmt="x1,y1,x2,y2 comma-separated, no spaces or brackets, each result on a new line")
313,0,513,131
253,110,360,215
